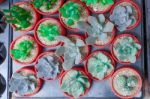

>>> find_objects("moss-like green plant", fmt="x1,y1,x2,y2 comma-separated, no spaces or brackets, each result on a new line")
116,75,138,95
59,2,81,26
61,70,90,98
11,40,34,60
3,5,32,30
38,23,60,41
32,0,58,10
82,0,114,6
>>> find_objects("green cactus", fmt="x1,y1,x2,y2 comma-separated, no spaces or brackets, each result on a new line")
11,40,34,60
3,5,32,30
81,0,114,6
59,2,81,26
38,23,60,41
32,0,58,10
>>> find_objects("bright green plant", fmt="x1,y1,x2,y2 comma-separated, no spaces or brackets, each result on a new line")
61,70,90,98
32,0,58,10
11,40,34,60
38,23,60,41
81,0,114,6
3,5,32,30
59,2,81,26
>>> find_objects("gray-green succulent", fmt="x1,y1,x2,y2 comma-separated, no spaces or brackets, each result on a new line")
77,14,114,45
61,70,90,98
55,36,85,70
113,36,141,63
88,53,113,79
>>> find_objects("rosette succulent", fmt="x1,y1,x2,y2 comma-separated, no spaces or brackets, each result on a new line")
110,5,136,31
59,2,82,26
36,55,61,79
55,36,85,70
11,40,34,60
116,75,138,96
32,0,58,10
88,53,114,79
113,36,141,63
9,72,38,95
61,70,90,98
77,14,114,45
37,23,60,41
3,5,32,30
82,0,114,6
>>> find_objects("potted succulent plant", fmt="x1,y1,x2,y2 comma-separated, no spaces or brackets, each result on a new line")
3,2,40,32
111,66,142,99
55,34,90,70
85,51,115,80
10,35,41,64
59,0,90,31
81,0,114,13
111,34,141,64
9,66,43,96
35,51,64,80
77,14,116,48
31,0,64,15
34,18,65,48
60,67,92,98
109,0,141,32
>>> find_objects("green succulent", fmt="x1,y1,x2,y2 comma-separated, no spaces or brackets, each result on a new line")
61,70,90,98
81,0,114,6
38,23,60,41
11,40,34,60
88,53,113,79
114,37,141,63
32,0,58,10
3,5,32,30
59,2,81,26
116,75,138,94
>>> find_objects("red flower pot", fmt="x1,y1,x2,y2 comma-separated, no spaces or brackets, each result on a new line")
81,0,115,14
59,0,90,31
85,19,116,48
67,34,91,63
11,2,40,33
60,67,92,98
85,50,115,80
32,0,64,15
34,18,66,48
111,66,142,99
10,35,41,65
111,33,142,65
110,0,142,31
13,66,43,96
35,51,64,81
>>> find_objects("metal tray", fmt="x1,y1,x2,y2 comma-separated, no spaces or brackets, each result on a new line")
5,0,146,98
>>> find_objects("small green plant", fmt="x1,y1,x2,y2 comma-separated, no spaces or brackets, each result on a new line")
59,2,81,26
11,40,34,60
82,0,114,6
32,0,58,10
3,5,32,30
38,23,60,41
